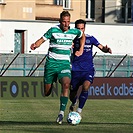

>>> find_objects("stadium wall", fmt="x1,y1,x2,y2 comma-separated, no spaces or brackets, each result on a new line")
0,20,133,55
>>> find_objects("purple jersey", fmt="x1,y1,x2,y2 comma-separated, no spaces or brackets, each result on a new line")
72,34,100,71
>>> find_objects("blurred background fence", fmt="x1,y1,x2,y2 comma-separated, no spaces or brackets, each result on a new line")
0,54,133,77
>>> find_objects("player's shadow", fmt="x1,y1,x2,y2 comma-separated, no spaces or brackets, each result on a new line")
0,120,132,126
0,121,59,126
0,121,132,133
81,121,133,126
0,121,67,133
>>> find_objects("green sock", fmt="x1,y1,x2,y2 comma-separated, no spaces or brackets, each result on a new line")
60,96,68,111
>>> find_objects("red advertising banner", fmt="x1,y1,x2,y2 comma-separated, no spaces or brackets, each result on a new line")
89,77,133,99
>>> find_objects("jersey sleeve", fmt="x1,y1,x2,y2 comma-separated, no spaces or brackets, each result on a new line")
91,36,100,47
42,27,52,40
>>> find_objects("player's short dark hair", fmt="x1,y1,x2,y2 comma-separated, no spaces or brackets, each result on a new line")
60,11,71,19
75,19,86,28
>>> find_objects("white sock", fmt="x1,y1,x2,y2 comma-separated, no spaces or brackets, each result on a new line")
59,111,64,116
77,108,82,113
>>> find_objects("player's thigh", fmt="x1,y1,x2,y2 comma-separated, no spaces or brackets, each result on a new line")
83,70,95,84
60,76,71,84
58,64,71,82
44,68,57,84
71,71,83,91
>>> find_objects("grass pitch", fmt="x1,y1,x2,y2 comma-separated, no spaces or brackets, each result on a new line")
0,98,133,133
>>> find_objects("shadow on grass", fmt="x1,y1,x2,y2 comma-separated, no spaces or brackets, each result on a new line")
0,121,133,133
0,121,132,126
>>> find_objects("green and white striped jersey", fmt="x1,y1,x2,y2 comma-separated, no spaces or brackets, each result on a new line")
43,25,82,62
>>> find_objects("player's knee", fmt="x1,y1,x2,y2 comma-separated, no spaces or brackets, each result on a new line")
83,81,91,91
62,82,70,89
82,87,89,91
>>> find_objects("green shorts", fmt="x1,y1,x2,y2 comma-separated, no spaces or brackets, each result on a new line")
44,58,71,84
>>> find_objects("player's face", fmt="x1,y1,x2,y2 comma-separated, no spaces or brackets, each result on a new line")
76,23,85,33
60,16,70,31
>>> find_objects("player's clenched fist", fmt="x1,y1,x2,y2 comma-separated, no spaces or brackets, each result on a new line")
75,49,83,57
30,43,36,50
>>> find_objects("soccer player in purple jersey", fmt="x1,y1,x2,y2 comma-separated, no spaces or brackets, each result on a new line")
69,19,112,117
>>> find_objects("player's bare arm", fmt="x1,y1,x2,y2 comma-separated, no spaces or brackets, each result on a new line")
98,44,112,54
30,37,45,50
75,33,85,56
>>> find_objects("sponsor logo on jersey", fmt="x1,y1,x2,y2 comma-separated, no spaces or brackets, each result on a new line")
61,69,71,73
53,33,75,39
57,39,72,43
84,45,91,48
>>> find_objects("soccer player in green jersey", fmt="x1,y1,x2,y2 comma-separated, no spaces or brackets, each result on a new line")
30,11,85,124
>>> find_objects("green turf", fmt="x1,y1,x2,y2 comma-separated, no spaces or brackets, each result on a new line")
0,98,133,133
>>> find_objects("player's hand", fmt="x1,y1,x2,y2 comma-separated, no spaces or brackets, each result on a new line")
105,45,112,54
30,43,36,50
75,49,83,57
